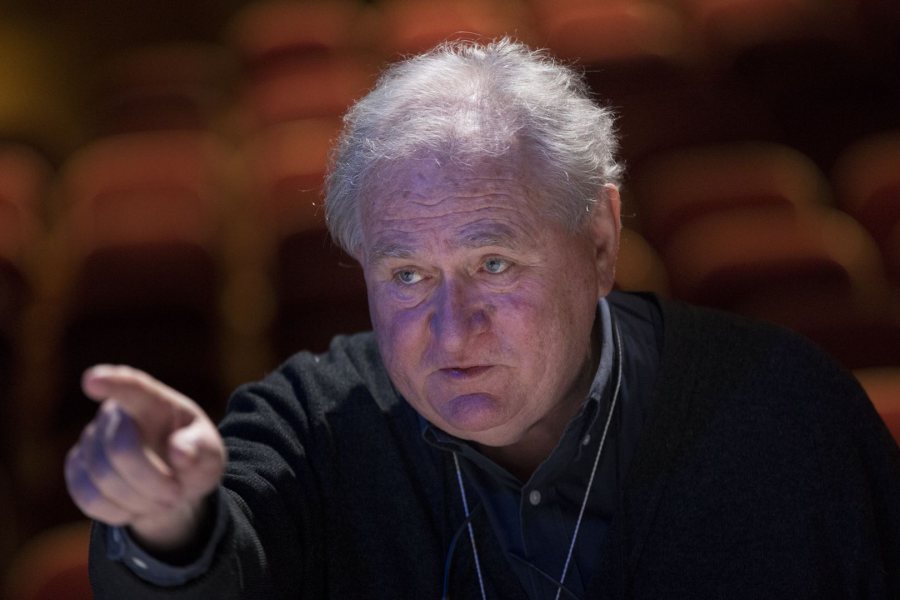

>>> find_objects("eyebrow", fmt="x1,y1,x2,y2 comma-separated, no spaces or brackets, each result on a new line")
367,222,523,265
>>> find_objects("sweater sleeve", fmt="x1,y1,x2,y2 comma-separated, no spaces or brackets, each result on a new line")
87,352,332,599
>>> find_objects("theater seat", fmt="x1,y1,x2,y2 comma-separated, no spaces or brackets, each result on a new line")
615,227,670,297
55,131,229,442
240,118,369,358
2,521,92,600
855,368,900,446
239,55,375,128
632,142,830,250
832,130,900,282
273,229,370,356
664,205,899,369
227,0,370,58
93,42,236,135
678,0,860,76
0,143,47,466
377,0,531,58
242,117,341,237
662,207,865,308
531,0,695,97
227,1,376,129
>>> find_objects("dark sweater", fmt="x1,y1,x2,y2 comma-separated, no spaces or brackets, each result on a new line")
89,295,900,599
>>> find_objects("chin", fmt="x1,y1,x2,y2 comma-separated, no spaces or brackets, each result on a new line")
433,392,519,440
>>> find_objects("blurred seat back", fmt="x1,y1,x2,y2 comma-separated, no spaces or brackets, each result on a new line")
665,205,899,368
3,521,92,600
93,42,237,136
632,142,830,249
55,131,229,440
241,117,369,357
273,229,369,356
833,130,900,281
532,0,696,97
227,1,376,129
377,0,531,58
855,368,900,446
662,206,884,308
0,143,48,460
614,227,670,296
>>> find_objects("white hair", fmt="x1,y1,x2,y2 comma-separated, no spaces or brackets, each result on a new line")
324,38,622,256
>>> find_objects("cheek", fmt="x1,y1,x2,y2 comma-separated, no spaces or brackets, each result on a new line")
488,284,553,351
368,290,428,379
502,268,595,357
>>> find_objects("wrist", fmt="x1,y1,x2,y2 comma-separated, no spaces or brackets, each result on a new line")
129,493,216,562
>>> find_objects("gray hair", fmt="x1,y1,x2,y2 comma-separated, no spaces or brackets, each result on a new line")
324,38,623,257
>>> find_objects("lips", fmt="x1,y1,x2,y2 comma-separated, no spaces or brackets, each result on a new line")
440,365,492,379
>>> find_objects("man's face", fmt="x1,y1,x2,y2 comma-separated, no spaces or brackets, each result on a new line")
359,155,620,448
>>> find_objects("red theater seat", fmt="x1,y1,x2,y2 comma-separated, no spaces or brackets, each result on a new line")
662,207,882,308
55,131,229,437
615,227,670,297
93,42,236,135
378,0,531,58
632,142,830,250
833,131,900,282
855,368,900,446
243,117,341,237
531,0,696,97
2,521,92,600
228,1,376,129
241,118,369,357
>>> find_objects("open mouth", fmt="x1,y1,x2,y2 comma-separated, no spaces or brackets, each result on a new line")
442,365,492,379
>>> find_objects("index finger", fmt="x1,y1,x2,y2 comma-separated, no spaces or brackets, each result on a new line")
81,365,195,421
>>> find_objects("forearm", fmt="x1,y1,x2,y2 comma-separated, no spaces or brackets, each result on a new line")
88,489,276,599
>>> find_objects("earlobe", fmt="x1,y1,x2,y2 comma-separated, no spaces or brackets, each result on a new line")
591,184,622,296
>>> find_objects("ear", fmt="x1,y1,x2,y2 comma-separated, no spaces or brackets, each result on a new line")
586,184,622,298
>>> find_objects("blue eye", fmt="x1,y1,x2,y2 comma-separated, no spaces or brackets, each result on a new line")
394,269,423,285
483,257,510,274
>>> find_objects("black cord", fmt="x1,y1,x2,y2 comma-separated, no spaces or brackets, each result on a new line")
441,503,484,600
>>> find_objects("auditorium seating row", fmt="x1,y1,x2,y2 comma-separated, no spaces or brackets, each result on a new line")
2,0,899,163
1,0,899,594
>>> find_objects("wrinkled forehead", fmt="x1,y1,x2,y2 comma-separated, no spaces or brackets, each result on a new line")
360,153,543,216
357,154,561,261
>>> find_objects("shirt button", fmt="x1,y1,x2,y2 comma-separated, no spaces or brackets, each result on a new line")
581,434,592,446
528,489,542,506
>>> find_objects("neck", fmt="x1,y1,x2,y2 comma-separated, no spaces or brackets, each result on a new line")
476,321,602,482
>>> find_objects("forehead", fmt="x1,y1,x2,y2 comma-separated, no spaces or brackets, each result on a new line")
360,156,555,260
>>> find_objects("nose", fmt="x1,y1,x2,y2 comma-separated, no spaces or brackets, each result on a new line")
429,276,489,355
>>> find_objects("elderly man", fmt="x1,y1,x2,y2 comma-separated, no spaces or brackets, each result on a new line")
66,40,899,599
